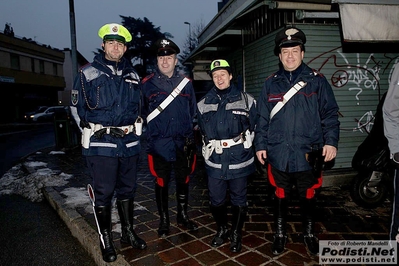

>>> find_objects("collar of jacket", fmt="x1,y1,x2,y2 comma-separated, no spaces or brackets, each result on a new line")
92,53,131,75
215,85,232,96
155,68,181,80
275,62,315,82
209,84,241,102
281,62,304,81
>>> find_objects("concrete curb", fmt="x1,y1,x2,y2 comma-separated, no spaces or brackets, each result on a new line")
43,187,130,266
323,169,357,187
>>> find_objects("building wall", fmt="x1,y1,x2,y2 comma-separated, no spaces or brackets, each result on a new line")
0,33,66,122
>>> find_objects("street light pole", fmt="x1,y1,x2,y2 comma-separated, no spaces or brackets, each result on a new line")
69,0,77,77
184,21,192,51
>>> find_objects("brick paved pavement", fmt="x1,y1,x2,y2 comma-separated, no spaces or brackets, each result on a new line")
33,137,393,266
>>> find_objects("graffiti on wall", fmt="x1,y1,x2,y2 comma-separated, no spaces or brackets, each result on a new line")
308,48,398,133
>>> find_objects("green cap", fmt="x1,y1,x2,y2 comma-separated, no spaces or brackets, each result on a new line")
210,59,231,73
98,23,132,43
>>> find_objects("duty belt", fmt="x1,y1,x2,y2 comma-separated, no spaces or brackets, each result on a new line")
202,130,253,160
89,123,135,135
210,137,245,149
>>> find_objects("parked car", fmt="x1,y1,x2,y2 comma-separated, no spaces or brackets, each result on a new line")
24,106,48,121
31,106,68,122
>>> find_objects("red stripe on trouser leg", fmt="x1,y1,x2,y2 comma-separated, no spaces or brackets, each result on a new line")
268,164,285,199
185,154,197,184
306,174,323,199
148,154,164,187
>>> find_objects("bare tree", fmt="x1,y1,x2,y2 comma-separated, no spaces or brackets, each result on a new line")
179,19,206,76
120,15,174,77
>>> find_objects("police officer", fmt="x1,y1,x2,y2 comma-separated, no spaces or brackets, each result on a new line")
382,62,399,242
197,59,257,252
141,38,198,237
71,23,146,262
254,26,340,256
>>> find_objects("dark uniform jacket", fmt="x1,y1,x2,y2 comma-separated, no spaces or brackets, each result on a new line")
254,62,340,173
197,84,257,180
141,68,197,162
72,53,142,157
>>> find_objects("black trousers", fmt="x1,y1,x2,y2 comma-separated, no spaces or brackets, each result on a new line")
268,164,322,199
86,154,139,206
148,148,196,188
390,169,399,240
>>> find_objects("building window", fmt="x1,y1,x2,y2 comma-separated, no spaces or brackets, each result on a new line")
39,60,44,74
10,53,20,70
53,63,58,76
31,58,35,72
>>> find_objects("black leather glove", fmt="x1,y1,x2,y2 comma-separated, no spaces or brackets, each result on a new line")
93,128,107,139
306,149,325,177
79,120,91,129
109,128,125,138
184,138,197,166
392,152,399,168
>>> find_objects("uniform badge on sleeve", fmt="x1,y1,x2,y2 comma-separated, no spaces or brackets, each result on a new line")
71,90,79,105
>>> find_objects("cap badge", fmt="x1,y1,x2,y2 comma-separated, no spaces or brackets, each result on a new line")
160,39,170,47
285,28,299,40
214,61,220,67
112,25,118,33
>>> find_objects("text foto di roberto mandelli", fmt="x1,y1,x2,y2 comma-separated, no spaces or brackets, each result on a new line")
319,240,397,265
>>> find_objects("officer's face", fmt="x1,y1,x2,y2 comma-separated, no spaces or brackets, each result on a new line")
279,45,304,72
212,69,232,90
157,55,178,78
102,40,127,62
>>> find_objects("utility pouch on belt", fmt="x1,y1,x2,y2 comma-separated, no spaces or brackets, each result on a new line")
306,148,324,176
243,130,254,149
82,127,93,149
215,141,223,154
202,142,214,160
135,116,143,136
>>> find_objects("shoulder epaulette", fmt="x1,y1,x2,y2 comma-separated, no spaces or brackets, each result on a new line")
265,72,276,81
312,69,324,77
80,62,92,71
141,73,155,84
183,75,192,82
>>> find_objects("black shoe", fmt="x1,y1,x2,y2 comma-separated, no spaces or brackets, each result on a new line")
157,222,170,236
304,234,319,255
211,226,229,247
272,233,287,255
99,230,117,262
229,231,242,253
121,229,147,250
177,215,198,231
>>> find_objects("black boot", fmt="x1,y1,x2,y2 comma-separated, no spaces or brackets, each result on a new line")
94,205,117,262
301,198,319,255
272,198,287,255
210,204,229,247
229,205,247,253
176,184,198,231
155,184,170,236
117,199,147,250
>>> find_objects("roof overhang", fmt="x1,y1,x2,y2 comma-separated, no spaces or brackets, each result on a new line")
185,0,399,78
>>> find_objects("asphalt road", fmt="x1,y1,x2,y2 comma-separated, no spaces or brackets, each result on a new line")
0,123,96,266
